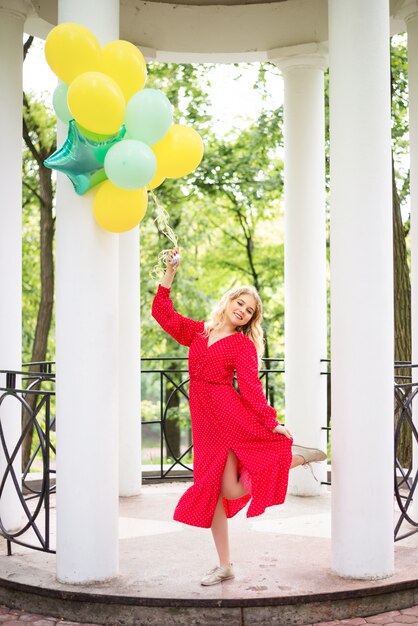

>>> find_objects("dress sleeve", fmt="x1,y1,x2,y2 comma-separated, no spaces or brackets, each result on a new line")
151,284,204,347
235,339,279,431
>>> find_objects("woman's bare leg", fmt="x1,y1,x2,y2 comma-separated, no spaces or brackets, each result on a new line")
210,450,304,567
221,449,248,500
210,494,231,567
210,450,247,567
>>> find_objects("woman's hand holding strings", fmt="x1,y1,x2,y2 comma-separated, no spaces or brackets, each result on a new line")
160,247,181,289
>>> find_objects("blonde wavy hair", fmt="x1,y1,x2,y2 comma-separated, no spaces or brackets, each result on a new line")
204,286,264,360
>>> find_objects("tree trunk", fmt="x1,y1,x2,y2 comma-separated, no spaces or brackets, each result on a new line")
21,164,55,471
164,362,181,462
392,155,412,468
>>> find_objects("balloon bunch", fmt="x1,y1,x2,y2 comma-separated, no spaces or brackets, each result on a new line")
43,23,204,233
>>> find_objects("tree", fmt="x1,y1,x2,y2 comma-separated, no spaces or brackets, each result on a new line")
21,36,56,469
20,59,289,462
391,35,412,467
141,115,286,354
391,35,411,368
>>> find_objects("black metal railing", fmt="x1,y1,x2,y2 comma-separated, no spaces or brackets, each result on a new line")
0,358,417,555
0,358,284,554
321,358,332,486
320,360,418,542
141,356,285,479
394,363,418,541
0,364,55,554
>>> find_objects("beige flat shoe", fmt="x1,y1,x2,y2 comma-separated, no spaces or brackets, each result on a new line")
292,445,327,482
292,444,327,464
200,565,235,586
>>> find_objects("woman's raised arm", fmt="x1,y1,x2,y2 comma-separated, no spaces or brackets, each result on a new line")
151,248,204,347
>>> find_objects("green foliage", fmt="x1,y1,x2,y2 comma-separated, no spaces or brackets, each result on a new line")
24,47,412,368
22,93,57,363
23,49,411,472
391,34,410,210
22,197,41,362
21,43,413,470
146,62,213,131
23,94,56,157
141,62,286,364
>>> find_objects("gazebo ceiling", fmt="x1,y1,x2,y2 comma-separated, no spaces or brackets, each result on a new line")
153,0,289,5
26,0,406,63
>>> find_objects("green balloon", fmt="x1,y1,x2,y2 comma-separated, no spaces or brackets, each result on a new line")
44,120,125,195
124,88,173,146
52,82,72,124
104,139,156,189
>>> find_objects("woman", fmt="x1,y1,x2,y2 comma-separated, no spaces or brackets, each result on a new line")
151,248,326,586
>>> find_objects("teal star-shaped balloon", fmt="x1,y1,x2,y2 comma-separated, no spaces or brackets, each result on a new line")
44,120,126,195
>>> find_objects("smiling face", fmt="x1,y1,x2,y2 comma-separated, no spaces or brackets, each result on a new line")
226,293,257,329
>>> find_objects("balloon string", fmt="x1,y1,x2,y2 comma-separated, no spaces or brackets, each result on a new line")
149,189,179,279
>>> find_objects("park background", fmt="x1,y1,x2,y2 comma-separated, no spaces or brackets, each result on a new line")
20,32,412,470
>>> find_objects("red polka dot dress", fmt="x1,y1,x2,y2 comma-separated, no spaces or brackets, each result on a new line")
152,285,293,528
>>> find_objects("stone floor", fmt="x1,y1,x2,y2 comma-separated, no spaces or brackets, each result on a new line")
1,603,418,625
1,481,418,625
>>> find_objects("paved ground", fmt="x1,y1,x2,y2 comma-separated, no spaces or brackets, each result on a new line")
1,603,418,625
1,481,418,625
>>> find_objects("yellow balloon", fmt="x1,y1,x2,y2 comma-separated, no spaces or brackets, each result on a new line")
101,40,147,102
45,23,101,84
152,125,204,179
68,72,125,135
93,181,148,233
146,168,165,191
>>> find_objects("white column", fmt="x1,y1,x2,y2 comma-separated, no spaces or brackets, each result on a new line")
272,45,328,495
56,0,120,583
400,2,418,521
329,0,394,578
119,230,141,496
0,1,31,533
